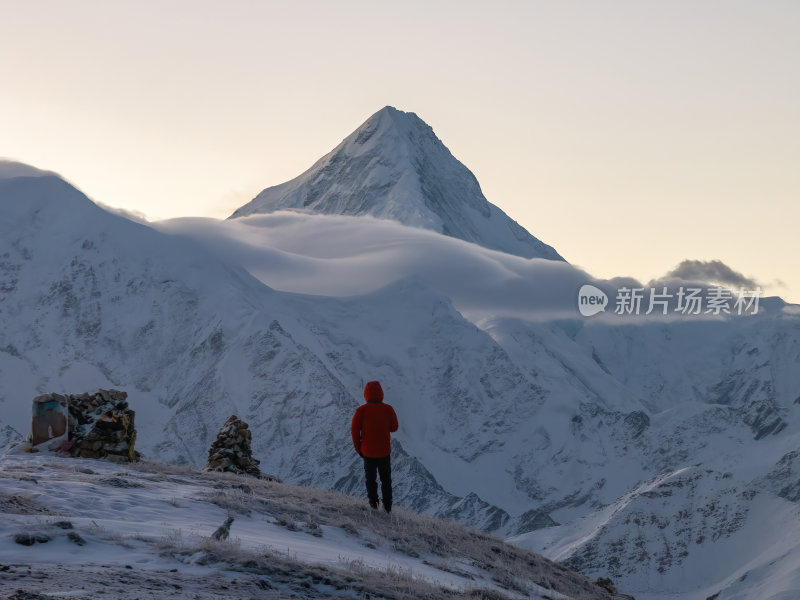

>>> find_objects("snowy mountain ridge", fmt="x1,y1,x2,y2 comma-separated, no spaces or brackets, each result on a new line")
2,162,800,599
230,106,563,261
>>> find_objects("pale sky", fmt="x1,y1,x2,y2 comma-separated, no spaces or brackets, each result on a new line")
1,1,798,302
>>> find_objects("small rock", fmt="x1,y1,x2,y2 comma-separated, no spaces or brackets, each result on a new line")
13,534,35,546
67,532,86,546
7,590,57,600
14,533,51,546
99,477,140,488
594,577,618,594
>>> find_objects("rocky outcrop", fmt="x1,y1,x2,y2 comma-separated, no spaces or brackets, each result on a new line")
66,389,137,463
25,389,137,463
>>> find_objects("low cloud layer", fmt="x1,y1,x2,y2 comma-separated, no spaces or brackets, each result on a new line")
152,213,787,323
155,211,592,321
664,259,760,289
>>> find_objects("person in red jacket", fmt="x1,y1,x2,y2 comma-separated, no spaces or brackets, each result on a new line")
351,380,399,513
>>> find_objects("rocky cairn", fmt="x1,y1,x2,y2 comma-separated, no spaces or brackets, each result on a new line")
66,389,137,462
205,415,263,477
27,389,137,462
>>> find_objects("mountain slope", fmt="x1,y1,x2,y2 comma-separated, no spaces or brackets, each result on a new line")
230,106,563,261
0,453,617,600
162,209,800,599
0,168,554,534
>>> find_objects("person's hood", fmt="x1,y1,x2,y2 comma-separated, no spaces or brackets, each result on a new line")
364,381,384,403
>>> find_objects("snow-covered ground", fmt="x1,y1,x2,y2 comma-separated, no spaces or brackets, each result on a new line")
0,452,614,600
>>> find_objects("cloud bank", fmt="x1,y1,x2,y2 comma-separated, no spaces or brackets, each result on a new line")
153,213,786,324
664,259,760,289
155,212,592,321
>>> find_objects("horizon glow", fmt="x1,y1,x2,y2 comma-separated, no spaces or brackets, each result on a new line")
1,1,797,302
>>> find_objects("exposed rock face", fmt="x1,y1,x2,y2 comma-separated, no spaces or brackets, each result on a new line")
66,389,137,463
205,415,264,478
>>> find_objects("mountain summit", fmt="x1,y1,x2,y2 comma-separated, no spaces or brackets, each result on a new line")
230,107,563,260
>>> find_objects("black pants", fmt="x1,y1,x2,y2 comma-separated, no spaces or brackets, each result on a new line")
363,456,392,508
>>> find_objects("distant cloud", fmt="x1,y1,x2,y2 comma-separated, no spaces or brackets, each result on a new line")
663,259,760,289
607,275,644,289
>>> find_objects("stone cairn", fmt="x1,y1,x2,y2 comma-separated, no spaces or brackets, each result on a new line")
205,415,263,478
66,389,138,463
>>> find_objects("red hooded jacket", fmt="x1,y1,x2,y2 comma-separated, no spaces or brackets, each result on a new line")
351,381,399,458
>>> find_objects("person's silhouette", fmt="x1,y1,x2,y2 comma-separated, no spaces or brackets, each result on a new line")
351,381,399,513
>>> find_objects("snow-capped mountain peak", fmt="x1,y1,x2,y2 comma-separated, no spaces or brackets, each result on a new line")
230,107,563,260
